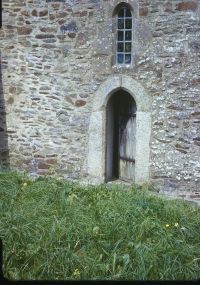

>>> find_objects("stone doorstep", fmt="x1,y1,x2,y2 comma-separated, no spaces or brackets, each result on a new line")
107,179,132,187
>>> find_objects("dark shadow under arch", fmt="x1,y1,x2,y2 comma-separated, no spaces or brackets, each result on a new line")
106,89,137,182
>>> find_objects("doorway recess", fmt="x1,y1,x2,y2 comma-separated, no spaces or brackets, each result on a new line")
106,89,137,182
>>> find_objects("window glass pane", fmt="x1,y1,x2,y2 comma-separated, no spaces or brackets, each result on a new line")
117,53,124,64
125,8,131,17
125,31,131,41
125,19,132,29
125,42,131,52
117,42,124,52
116,7,132,65
118,31,124,41
118,19,124,29
125,54,131,64
118,8,125,18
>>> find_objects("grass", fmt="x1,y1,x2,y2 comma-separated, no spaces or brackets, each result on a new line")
0,171,200,280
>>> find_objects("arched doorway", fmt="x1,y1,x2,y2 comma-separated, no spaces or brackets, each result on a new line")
87,75,151,185
106,89,137,182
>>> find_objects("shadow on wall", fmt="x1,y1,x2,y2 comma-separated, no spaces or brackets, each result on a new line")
0,50,10,168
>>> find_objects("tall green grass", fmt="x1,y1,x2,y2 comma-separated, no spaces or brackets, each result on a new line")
0,171,200,280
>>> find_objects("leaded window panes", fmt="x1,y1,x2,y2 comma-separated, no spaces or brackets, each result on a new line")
116,7,132,65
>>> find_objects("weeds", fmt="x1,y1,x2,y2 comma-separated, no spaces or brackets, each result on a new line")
0,171,200,280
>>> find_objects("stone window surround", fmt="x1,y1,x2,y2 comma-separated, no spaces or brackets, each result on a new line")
87,75,152,185
111,1,138,68
115,4,133,65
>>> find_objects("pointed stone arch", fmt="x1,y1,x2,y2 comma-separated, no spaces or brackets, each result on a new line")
87,75,152,185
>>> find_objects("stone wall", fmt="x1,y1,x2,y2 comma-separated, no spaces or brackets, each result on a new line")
0,0,200,197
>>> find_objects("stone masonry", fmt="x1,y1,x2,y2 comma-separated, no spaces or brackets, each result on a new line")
0,0,200,199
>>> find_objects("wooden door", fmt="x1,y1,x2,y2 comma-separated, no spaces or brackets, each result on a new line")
118,96,136,182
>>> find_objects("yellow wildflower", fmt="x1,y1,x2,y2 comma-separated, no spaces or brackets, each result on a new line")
23,182,28,187
72,269,80,278
165,224,170,228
